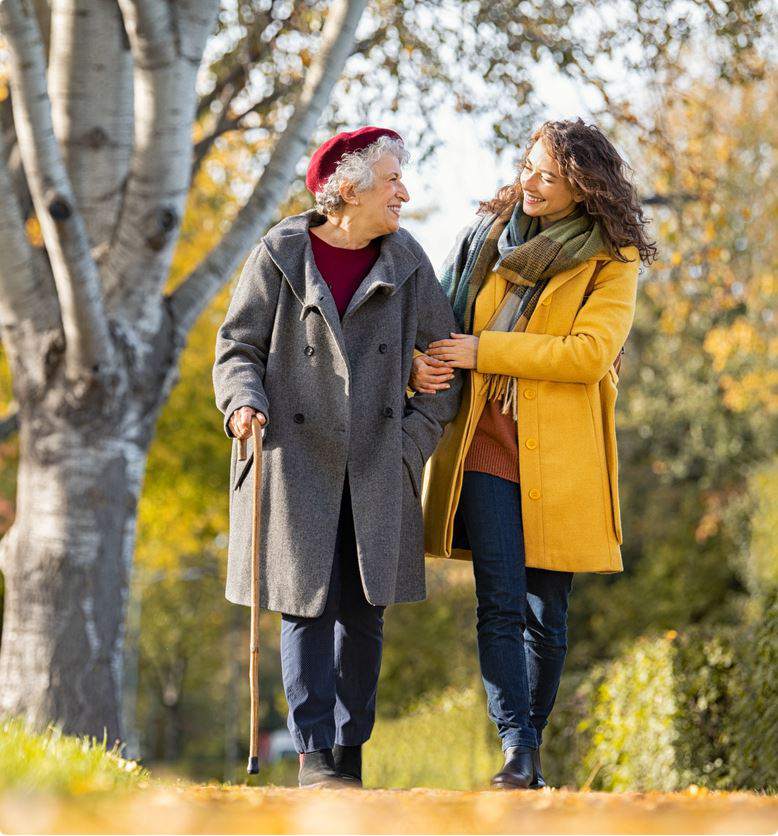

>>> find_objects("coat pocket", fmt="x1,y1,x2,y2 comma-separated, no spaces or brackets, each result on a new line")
401,431,424,499
600,367,622,544
402,456,420,498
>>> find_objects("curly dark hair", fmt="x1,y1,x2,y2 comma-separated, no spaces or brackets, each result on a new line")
479,119,657,265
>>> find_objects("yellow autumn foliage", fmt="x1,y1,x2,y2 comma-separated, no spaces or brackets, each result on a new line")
640,73,778,415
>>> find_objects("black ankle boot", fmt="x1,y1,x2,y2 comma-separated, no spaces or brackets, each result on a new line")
491,746,535,789
333,744,362,786
529,747,546,789
298,749,350,788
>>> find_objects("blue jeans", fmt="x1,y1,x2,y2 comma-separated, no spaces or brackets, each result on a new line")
280,475,385,753
460,471,573,751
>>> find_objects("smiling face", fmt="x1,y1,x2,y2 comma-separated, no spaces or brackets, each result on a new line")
519,140,583,228
344,151,409,237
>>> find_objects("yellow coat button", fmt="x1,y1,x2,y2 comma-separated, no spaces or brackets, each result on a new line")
541,296,551,306
529,488,541,500
523,389,536,400
525,438,538,450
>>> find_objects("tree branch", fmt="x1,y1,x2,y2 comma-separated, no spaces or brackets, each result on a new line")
0,0,114,381
190,82,296,181
195,23,273,122
103,0,218,337
0,127,61,339
169,0,369,336
49,0,134,255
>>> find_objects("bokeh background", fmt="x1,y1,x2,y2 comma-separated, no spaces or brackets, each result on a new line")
1,0,777,793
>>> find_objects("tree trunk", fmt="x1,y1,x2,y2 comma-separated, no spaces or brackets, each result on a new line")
0,312,179,741
0,441,142,740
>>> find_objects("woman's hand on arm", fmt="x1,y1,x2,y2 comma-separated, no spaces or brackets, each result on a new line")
427,333,479,369
410,354,455,394
228,407,267,440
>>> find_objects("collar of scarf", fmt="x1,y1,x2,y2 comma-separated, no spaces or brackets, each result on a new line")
439,203,605,418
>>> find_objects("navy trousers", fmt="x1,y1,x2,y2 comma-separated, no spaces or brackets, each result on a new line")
459,471,573,751
280,475,385,753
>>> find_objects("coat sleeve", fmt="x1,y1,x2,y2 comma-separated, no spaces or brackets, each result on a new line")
213,242,282,437
476,254,639,385
401,253,464,467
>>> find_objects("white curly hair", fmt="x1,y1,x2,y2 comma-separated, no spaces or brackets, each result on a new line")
315,135,410,215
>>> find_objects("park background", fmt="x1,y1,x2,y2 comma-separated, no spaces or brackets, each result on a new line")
0,0,777,805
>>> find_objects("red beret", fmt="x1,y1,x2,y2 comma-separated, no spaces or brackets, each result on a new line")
306,126,403,195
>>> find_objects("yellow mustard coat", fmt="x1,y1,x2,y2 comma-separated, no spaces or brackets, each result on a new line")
422,247,639,573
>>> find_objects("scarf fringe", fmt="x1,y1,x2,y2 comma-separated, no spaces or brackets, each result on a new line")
485,374,519,421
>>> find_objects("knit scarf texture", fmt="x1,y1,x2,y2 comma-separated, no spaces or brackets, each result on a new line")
439,203,605,418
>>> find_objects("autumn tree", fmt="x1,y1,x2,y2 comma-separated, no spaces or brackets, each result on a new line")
0,0,368,742
565,70,778,665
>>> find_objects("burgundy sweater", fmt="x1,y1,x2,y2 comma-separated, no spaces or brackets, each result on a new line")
309,230,380,318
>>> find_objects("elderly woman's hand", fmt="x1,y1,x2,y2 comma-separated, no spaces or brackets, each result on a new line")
229,406,267,440
427,333,479,370
410,354,455,394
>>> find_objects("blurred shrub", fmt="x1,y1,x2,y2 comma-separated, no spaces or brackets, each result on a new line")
741,460,778,600
365,685,500,789
367,609,778,793
571,629,737,792
729,600,778,791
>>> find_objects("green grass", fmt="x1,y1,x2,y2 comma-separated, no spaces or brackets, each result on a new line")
0,718,149,795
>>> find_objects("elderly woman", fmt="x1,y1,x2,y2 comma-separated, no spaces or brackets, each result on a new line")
412,119,656,788
213,126,462,788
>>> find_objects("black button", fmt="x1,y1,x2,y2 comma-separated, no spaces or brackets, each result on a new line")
378,343,388,353
293,413,305,424
383,407,394,418
304,345,315,356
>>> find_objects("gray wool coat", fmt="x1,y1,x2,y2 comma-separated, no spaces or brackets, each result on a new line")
212,210,463,616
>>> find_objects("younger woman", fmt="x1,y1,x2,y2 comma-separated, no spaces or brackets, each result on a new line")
413,119,656,788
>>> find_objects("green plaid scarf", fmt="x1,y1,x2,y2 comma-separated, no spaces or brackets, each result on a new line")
439,203,605,418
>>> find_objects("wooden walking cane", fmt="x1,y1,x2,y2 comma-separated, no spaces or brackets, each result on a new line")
238,416,263,774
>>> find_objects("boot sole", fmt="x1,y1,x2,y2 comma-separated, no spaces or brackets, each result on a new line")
298,779,353,789
491,778,532,790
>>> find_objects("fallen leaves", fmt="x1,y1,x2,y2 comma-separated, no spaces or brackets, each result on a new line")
2,785,777,835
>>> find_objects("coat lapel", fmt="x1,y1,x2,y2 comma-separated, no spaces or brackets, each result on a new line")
262,210,347,358
262,209,422,335
342,232,420,322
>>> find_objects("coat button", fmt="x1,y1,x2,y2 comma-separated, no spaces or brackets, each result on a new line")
541,296,551,307
378,343,388,353
383,406,394,418
523,389,536,400
293,413,305,424
525,438,538,450
304,345,315,356
528,488,541,500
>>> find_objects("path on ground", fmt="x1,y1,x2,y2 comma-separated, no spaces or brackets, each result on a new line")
3,786,778,834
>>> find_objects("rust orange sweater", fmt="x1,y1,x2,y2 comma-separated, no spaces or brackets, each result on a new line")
463,397,519,483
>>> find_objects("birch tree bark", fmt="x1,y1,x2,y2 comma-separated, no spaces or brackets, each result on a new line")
0,0,367,741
